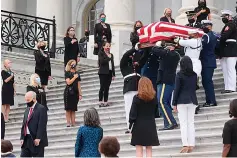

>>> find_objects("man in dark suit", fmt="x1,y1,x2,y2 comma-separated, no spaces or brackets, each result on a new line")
20,91,48,157
160,8,175,23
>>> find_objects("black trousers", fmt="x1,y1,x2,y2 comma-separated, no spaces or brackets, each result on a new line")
20,135,45,157
99,71,112,102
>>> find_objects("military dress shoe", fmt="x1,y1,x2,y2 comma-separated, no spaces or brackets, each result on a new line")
221,90,235,94
159,124,178,131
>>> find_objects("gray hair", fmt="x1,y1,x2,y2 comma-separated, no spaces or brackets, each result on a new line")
84,108,101,127
25,91,37,99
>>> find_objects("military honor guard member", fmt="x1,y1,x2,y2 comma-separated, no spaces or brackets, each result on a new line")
200,20,217,107
218,10,237,93
120,45,148,133
152,41,180,130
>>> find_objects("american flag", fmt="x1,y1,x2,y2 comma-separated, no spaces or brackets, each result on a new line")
137,22,205,44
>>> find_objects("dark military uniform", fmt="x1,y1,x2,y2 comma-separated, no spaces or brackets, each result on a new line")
219,20,237,92
200,31,217,106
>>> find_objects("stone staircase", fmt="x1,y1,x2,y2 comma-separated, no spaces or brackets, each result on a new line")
3,50,236,157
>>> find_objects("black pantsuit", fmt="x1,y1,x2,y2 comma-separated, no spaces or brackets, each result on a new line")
98,51,115,102
99,71,112,102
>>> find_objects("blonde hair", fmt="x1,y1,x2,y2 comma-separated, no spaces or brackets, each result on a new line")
164,8,172,15
36,41,47,49
30,73,40,86
65,59,77,72
137,77,156,102
3,59,11,70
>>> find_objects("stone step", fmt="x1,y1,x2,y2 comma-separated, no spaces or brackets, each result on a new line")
8,104,229,127
42,150,222,158
10,133,222,156
6,125,224,147
5,115,229,138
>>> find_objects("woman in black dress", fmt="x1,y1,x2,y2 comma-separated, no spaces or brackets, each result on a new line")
34,41,51,90
130,20,143,48
1,59,15,122
64,60,82,127
26,73,48,110
98,42,115,107
194,0,211,25
129,77,159,157
94,13,112,56
64,26,80,67
222,99,237,157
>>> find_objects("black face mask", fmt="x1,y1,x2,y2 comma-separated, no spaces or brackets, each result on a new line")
188,18,195,24
202,27,209,33
27,100,35,107
199,2,206,7
40,46,46,50
71,64,76,69
222,17,229,24
85,31,90,36
135,26,141,31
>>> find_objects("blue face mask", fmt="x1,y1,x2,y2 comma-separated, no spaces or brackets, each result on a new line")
35,77,41,84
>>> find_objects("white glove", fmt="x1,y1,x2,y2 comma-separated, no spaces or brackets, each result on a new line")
174,37,180,43
135,42,140,50
155,41,162,47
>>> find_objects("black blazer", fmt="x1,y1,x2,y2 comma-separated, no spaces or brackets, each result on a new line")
172,72,198,105
20,103,48,147
160,16,175,23
26,86,48,110
34,50,51,75
94,23,112,43
98,51,115,76
130,32,139,48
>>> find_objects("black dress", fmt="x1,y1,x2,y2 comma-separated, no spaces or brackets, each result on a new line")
26,85,48,110
129,95,160,146
222,119,237,157
64,71,81,111
1,70,14,105
64,37,79,66
34,50,51,85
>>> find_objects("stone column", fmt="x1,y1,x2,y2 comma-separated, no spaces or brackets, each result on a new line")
36,0,67,37
1,0,16,12
87,0,135,65
175,0,222,31
104,0,135,31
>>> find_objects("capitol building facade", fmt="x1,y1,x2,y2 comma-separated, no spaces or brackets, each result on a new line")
2,0,237,64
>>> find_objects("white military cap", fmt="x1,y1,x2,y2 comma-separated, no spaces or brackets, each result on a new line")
188,30,199,34
221,10,233,16
201,20,213,25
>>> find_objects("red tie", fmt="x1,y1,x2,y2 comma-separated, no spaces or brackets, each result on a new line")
24,108,33,136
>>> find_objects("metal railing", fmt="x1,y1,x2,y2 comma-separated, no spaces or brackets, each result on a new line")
55,43,87,58
1,10,56,58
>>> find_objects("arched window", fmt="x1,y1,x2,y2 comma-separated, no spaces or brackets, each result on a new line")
88,0,104,35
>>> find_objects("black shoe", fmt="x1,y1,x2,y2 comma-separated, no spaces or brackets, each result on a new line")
125,130,130,134
221,90,235,94
210,103,217,107
203,103,211,107
99,103,105,108
159,125,175,131
173,124,179,129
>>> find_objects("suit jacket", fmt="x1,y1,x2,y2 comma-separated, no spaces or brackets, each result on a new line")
200,31,217,68
94,23,112,43
120,48,149,94
20,103,48,148
152,47,180,85
98,51,115,76
34,50,51,75
172,72,198,105
160,16,175,23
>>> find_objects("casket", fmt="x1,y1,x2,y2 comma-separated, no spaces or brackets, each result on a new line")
137,22,204,45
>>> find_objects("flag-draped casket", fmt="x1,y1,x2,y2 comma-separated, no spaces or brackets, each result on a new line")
137,22,204,44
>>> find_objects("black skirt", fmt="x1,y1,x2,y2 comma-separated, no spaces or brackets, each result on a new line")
35,69,50,85
64,86,79,111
